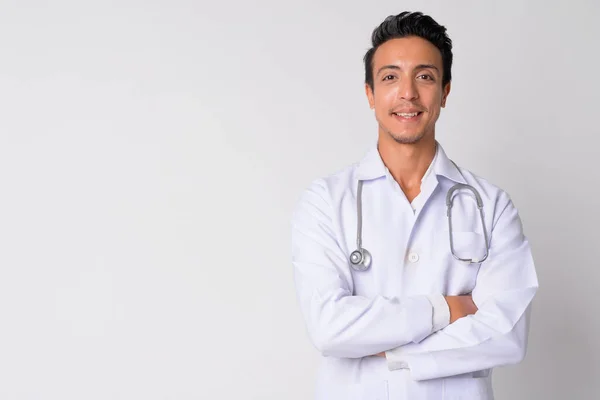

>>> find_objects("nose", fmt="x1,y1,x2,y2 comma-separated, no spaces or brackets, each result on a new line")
397,78,418,101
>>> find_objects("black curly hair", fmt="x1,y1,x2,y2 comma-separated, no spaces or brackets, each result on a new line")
363,11,453,91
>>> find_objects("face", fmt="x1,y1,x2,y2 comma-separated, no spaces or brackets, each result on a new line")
365,36,451,145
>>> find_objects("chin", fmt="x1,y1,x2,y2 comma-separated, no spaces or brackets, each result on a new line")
389,131,425,145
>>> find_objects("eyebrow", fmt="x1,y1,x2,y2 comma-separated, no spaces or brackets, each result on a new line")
376,64,440,76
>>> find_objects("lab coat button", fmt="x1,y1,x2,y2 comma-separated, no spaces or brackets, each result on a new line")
408,252,419,263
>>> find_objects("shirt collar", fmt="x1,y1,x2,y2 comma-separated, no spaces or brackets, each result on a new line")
356,140,467,184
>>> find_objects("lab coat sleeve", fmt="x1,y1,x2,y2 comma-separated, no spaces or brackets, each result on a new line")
291,179,445,359
385,192,538,380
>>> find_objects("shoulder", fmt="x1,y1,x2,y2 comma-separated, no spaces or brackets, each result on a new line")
451,163,517,224
291,161,358,221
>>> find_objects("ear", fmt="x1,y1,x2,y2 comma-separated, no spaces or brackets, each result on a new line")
365,83,374,109
441,81,451,108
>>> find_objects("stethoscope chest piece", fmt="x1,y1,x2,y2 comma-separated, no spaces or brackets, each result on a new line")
350,248,372,271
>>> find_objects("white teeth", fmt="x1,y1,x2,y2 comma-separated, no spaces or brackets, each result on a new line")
395,112,419,117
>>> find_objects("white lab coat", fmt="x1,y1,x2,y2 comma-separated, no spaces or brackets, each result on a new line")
291,142,538,400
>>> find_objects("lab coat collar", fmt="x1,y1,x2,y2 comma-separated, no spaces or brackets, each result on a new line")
433,142,467,184
356,140,466,184
356,145,387,180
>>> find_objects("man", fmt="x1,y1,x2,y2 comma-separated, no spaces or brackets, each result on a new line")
291,11,538,400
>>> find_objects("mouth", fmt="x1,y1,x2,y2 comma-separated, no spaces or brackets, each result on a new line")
392,111,423,122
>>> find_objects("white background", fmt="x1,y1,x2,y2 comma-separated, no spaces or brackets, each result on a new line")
0,0,598,399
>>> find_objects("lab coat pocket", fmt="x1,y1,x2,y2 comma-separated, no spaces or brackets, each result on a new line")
434,230,486,295
442,374,493,399
315,379,389,400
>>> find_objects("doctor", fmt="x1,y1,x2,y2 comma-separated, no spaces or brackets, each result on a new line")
291,11,538,400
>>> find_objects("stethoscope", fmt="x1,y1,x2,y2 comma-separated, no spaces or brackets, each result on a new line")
349,180,491,271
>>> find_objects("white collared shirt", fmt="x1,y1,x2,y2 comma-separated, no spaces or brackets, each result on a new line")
291,141,538,399
409,142,438,212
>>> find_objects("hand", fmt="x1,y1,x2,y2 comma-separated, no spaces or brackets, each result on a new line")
444,294,478,323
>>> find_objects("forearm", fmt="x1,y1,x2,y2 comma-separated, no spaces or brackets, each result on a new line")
297,290,450,358
385,286,537,380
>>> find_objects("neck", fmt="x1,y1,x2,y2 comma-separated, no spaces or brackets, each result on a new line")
377,133,437,195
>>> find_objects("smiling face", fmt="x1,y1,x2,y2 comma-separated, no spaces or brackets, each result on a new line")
365,36,451,145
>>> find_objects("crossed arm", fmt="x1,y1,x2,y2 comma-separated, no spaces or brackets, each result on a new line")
291,182,538,381
372,294,479,357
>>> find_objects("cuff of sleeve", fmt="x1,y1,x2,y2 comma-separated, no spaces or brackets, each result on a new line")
385,346,410,370
385,349,439,379
427,294,450,332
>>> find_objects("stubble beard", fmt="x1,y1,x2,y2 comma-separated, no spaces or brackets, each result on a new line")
386,128,426,145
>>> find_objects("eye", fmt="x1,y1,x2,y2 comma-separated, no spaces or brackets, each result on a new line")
382,75,396,81
418,74,434,81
